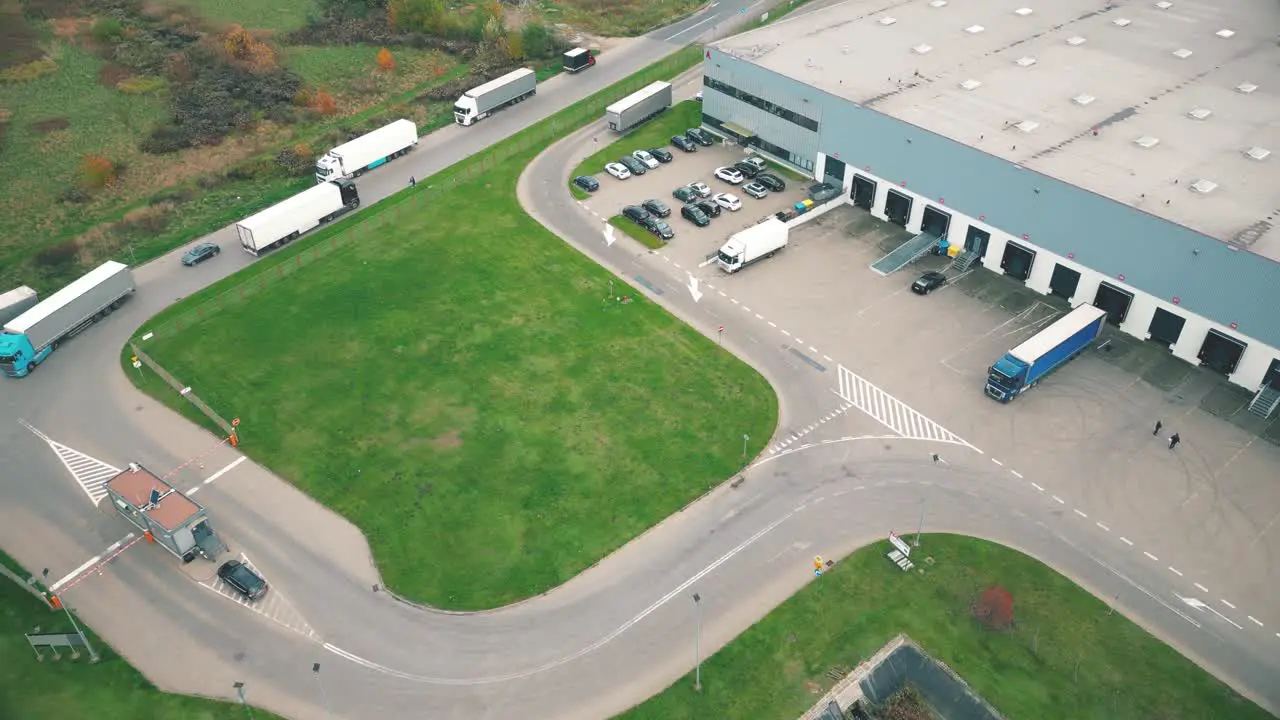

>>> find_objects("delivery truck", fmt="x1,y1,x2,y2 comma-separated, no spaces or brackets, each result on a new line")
605,81,672,133
563,47,596,73
0,286,38,326
985,303,1108,402
0,261,135,379
453,68,537,126
716,217,789,273
236,179,360,256
315,119,418,183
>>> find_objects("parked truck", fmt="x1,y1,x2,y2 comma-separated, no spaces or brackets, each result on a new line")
315,119,418,183
453,68,537,126
0,286,38,326
236,179,360,256
563,47,596,73
605,81,673,133
716,217,789,273
985,304,1108,402
0,261,135,379
105,463,227,563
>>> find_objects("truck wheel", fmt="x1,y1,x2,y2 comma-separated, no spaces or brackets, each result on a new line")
26,362,35,373
110,299,123,309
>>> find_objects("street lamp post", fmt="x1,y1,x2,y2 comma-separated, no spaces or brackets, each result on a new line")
233,681,255,719
913,498,925,548
742,433,750,459
313,662,332,718
692,592,703,691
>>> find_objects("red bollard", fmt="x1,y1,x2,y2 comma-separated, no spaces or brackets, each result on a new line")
145,531,154,544
49,594,62,609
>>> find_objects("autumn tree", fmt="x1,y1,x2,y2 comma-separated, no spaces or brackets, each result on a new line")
505,31,525,61
972,586,1015,630
310,88,338,115
80,154,117,189
389,0,445,34
222,25,277,70
376,47,396,72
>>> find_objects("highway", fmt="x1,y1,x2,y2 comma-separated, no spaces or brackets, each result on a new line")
1,1,1277,718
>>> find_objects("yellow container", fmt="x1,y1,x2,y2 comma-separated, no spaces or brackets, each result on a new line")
947,244,961,258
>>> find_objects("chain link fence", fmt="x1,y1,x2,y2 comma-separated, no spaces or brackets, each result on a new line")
130,343,235,436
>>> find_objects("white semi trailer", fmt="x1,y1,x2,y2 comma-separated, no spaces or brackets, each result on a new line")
0,286,38,326
605,81,672,133
314,119,418,183
716,217,789,273
235,180,360,256
453,68,537,126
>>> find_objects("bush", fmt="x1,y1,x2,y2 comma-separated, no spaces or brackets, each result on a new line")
222,25,278,70
58,187,92,204
521,23,552,60
275,143,315,177
117,75,168,94
0,57,58,83
972,586,1015,630
92,17,125,43
35,241,80,269
376,46,396,72
81,155,118,189
311,88,338,115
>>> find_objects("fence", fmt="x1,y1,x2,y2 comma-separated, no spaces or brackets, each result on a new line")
133,46,703,346
0,562,53,610
130,343,236,437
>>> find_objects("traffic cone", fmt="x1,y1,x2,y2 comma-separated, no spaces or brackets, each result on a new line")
145,531,154,544
229,431,238,447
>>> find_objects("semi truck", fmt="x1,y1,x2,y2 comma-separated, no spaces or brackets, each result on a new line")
315,119,418,183
0,261,135,379
235,179,360,256
563,47,596,73
605,81,672,133
0,286,38,326
985,303,1108,402
105,463,227,563
454,68,537,126
716,217,789,273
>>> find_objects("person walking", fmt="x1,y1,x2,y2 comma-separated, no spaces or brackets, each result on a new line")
409,176,416,187
1153,420,1163,436
1168,433,1181,450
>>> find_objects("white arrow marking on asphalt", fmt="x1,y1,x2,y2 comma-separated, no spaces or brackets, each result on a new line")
1178,595,1243,629
603,222,615,246
687,273,702,302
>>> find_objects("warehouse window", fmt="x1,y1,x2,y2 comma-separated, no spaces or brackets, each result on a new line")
704,77,819,132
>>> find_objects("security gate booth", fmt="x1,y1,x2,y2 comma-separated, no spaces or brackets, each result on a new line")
105,463,226,563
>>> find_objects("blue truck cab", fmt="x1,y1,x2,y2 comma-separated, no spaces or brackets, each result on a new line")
0,333,53,378
986,304,1109,402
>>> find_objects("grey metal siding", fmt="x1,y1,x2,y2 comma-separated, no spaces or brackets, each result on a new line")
703,51,820,164
706,50,1280,350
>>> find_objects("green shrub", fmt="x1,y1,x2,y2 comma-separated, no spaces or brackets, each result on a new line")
92,17,125,43
0,57,58,83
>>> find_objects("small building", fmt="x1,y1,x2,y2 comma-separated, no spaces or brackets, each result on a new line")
105,463,225,563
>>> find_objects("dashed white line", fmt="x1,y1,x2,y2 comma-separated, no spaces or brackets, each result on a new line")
662,256,671,262
795,338,805,345
1143,551,1159,561
1222,599,1237,609
673,262,683,270
822,355,832,362
718,290,727,297
1194,583,1209,593
1073,509,1088,518
755,313,764,319
1031,482,1045,492
991,458,1004,466
1010,470,1023,479
743,306,751,312
1120,537,1134,546
1248,616,1264,627
781,330,791,337
767,321,777,328
1096,521,1110,531
1168,567,1183,577
808,346,818,353
1052,495,1065,504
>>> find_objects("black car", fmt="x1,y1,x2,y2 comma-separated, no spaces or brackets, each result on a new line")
681,204,710,227
671,135,698,153
622,205,652,224
694,199,721,218
181,242,220,267
648,147,673,163
642,199,671,218
648,219,675,241
573,175,600,192
685,128,715,146
911,271,948,295
217,559,268,601
732,161,762,179
618,156,646,175
756,173,786,192
672,185,698,202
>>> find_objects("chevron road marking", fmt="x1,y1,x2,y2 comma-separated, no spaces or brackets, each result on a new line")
835,364,977,450
200,554,320,642
18,419,121,505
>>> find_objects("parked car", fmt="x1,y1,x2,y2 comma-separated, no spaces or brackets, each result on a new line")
686,128,715,146
808,182,840,202
573,175,600,192
713,193,742,212
756,173,786,192
622,205,652,224
181,242,220,267
648,147,673,163
695,91,703,102
671,135,698,153
605,162,631,180
618,155,647,175
743,182,769,199
743,156,768,173
681,204,711,227
217,559,268,601
689,181,712,198
714,166,744,185
694,199,722,218
732,161,762,179
647,219,675,241
911,271,948,295
642,199,671,218
631,149,659,169
673,185,699,202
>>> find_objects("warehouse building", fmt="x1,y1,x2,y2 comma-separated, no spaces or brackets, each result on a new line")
703,0,1280,412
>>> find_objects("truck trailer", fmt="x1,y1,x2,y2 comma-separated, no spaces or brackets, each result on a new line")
106,463,227,563
985,304,1108,402
716,217,789,273
454,68,537,126
235,180,360,256
0,286,38,326
605,81,672,133
315,119,418,183
563,47,596,73
0,261,135,379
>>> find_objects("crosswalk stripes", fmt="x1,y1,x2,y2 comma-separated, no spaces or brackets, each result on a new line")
201,555,320,642
768,404,857,454
48,441,121,506
836,364,975,448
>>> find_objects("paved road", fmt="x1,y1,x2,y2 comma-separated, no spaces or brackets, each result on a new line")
2,5,1277,720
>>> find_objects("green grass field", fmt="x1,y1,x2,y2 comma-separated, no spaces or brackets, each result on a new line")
618,535,1269,720
0,550,283,720
544,0,705,36
609,215,665,249
184,0,313,32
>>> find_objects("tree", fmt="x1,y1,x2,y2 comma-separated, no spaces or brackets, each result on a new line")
521,22,552,59
80,155,117,189
972,586,1015,630
311,88,338,115
376,47,396,72
388,0,444,33
505,31,524,61
222,25,277,70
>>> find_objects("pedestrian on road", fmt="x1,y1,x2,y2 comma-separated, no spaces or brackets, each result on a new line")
1153,420,1163,436
1168,433,1181,450
409,176,416,187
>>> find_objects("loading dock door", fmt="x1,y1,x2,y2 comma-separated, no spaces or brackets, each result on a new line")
823,156,847,187
921,206,951,239
999,242,1035,281
964,226,990,257
1198,329,1246,376
851,175,876,210
1048,264,1080,300
1093,282,1133,326
1146,308,1185,348
885,189,912,228
1263,359,1280,390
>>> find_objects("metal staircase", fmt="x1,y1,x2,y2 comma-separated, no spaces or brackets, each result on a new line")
1248,384,1280,419
870,231,939,276
949,249,981,272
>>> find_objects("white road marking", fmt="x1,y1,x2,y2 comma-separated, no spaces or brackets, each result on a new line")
768,321,777,327
795,338,804,345
663,14,716,41
1168,567,1183,577
49,533,136,592
834,364,976,448
1052,496,1065,505
730,298,739,304
1120,537,1134,546
1096,521,1110,531
781,330,791,336
19,421,121,506
755,313,763,319
1074,509,1088,518
1010,470,1023,478
1221,599,1236,609
991,458,1004,466
1031,482,1045,492
200,554,320,641
1248,616,1264,627
1143,551,1159,561
823,355,832,362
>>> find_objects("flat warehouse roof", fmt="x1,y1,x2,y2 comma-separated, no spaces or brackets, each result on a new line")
715,0,1280,258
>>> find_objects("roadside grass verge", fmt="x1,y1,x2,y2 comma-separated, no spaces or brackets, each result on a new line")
571,99,703,182
0,549,283,719
183,0,313,32
617,535,1269,720
545,0,706,36
609,215,665,250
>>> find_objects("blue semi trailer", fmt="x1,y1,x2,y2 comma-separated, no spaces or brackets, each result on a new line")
985,304,1108,402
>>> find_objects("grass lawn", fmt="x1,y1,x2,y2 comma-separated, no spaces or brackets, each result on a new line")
609,215,665,250
183,0,313,32
0,550,283,720
543,0,706,36
572,99,703,183
618,535,1269,720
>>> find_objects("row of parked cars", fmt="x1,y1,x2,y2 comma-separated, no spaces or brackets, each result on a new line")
574,128,720,192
